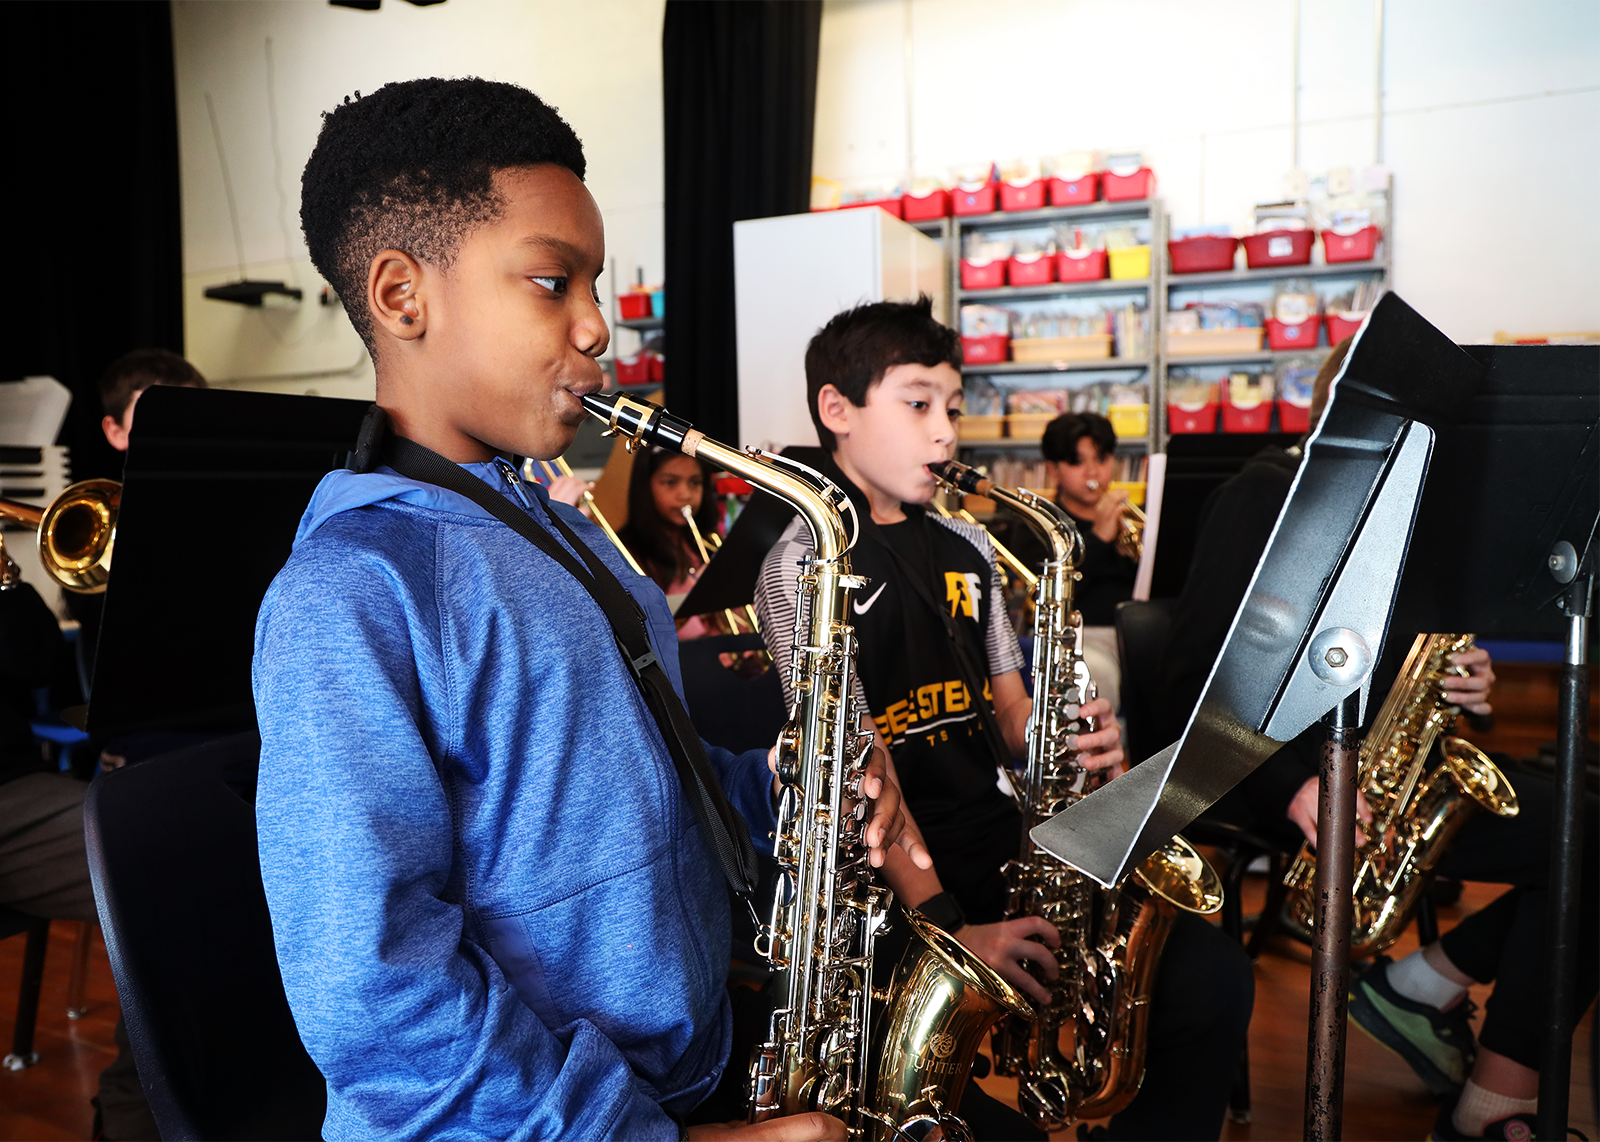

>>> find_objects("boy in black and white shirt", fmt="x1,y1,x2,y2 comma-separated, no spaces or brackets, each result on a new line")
755,298,1254,1141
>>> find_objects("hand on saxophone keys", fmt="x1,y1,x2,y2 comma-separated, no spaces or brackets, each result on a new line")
952,916,1062,1006
1440,646,1496,716
1288,777,1375,848
1064,695,1125,772
766,738,933,870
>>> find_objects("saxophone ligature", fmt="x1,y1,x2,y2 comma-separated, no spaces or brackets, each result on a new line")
928,459,1222,1131
584,394,1031,1141
1282,632,1518,959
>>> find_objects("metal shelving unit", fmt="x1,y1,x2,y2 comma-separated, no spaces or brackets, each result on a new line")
1156,186,1392,449
953,197,1165,469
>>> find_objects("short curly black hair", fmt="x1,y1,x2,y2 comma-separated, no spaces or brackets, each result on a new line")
804,296,962,452
301,77,586,355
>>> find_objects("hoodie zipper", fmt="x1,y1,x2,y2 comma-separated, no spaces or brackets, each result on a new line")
494,458,534,511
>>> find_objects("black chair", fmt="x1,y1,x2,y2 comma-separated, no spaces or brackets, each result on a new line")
84,732,325,1141
677,631,789,754
0,906,49,1071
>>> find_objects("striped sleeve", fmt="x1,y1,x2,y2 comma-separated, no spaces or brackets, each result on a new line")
754,515,870,716
929,515,1027,679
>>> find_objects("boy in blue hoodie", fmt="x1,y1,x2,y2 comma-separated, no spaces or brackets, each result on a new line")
252,78,916,1142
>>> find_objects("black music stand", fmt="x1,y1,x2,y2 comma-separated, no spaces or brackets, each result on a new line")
1032,295,1599,1138
87,386,369,737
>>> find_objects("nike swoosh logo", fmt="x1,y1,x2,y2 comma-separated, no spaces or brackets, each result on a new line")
853,583,887,614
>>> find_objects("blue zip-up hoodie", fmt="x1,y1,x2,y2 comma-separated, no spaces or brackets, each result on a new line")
253,460,777,1140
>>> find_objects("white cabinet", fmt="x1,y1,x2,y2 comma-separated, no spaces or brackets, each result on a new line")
733,208,946,449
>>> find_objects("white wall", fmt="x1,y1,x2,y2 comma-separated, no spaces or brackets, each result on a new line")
815,0,1600,343
172,0,666,396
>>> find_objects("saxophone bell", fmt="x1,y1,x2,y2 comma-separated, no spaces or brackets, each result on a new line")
1281,633,1518,958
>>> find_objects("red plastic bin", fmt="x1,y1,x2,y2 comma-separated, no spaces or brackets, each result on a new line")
1007,253,1054,286
615,353,651,385
999,179,1046,212
1102,167,1156,201
1048,174,1099,206
1265,315,1323,351
1242,229,1314,268
619,293,652,319
1168,235,1239,274
1322,226,1381,264
961,334,1009,364
960,259,1006,291
952,184,998,216
1056,248,1108,281
1222,400,1273,433
841,198,903,219
1169,402,1218,434
1278,401,1312,434
901,189,950,220
1325,313,1365,343
648,354,665,383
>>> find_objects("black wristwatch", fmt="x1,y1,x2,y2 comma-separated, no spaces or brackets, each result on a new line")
914,890,967,933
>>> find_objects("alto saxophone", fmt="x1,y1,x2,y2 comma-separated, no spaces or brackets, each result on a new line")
929,460,1223,1131
1282,633,1518,959
584,395,1030,1142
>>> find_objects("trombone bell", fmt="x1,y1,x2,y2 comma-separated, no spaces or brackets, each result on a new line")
0,479,120,594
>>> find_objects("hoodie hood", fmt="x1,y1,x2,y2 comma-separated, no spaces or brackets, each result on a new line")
294,460,537,548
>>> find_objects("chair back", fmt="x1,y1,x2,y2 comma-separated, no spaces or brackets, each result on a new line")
1114,598,1177,767
677,632,789,753
84,733,325,1141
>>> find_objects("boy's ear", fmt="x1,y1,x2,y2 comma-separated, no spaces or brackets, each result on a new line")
369,250,427,343
102,413,129,452
816,383,856,441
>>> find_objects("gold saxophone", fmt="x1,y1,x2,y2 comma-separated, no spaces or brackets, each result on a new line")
1282,632,1518,959
929,460,1222,1130
583,395,1031,1141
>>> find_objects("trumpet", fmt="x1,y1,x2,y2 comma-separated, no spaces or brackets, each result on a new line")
0,480,120,594
679,503,764,639
524,455,646,577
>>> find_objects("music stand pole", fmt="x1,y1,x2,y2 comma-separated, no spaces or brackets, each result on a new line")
1304,689,1362,1141
1538,550,1595,1140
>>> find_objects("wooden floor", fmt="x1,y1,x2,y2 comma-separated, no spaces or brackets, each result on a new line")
1,663,1594,1141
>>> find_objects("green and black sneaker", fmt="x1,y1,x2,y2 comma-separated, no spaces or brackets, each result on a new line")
1348,954,1477,1095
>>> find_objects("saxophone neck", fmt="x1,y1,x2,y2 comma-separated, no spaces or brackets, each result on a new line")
583,392,856,562
928,459,1080,566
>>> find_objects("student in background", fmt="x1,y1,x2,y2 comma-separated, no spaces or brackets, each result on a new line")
617,446,723,637
1001,411,1137,714
99,348,207,453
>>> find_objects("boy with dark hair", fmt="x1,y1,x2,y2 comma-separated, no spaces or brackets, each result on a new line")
99,347,206,452
253,77,911,1141
756,297,1254,1140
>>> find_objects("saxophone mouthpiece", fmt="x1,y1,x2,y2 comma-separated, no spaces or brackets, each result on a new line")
582,392,697,454
927,460,992,497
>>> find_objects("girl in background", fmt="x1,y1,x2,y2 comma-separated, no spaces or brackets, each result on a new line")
616,447,722,636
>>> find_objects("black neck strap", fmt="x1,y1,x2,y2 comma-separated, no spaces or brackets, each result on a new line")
359,412,758,896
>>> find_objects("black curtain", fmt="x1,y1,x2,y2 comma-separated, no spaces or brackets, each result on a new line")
662,0,822,443
2,1,184,483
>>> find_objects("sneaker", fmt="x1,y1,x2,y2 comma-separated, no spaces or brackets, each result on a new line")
1425,1098,1536,1141
1427,1100,1587,1138
1348,954,1477,1095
